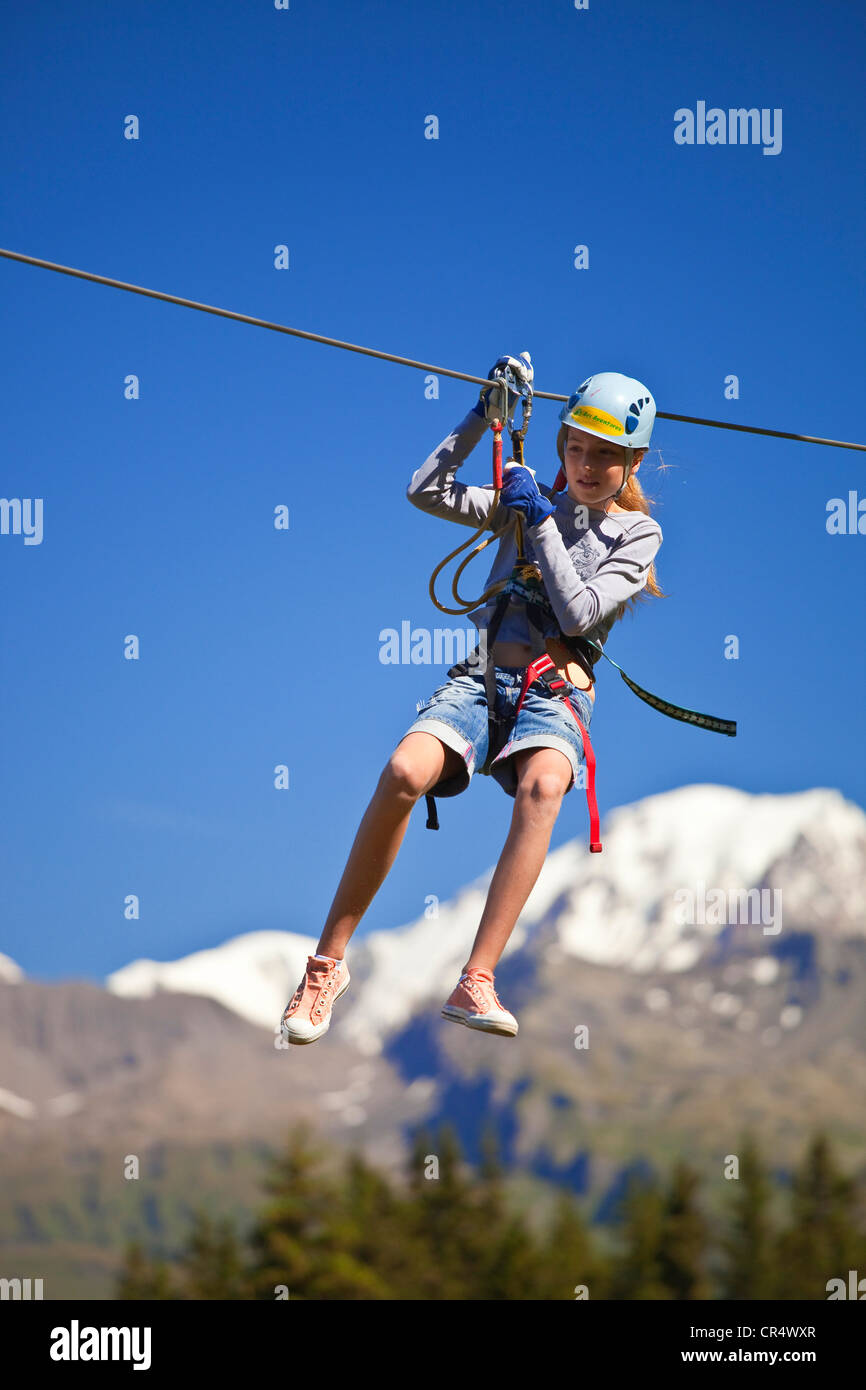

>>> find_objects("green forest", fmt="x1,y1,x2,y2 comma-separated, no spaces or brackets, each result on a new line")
116,1125,866,1300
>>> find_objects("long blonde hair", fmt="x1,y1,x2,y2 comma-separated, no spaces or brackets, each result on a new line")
555,424,664,612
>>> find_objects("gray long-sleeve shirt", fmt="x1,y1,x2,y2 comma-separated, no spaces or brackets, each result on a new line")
406,403,663,661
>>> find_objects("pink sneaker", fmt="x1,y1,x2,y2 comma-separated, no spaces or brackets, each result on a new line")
280,955,350,1045
441,967,518,1037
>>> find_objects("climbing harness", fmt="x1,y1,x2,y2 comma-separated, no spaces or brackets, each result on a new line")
423,373,736,850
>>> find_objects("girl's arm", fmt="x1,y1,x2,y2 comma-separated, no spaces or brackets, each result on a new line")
406,403,509,531
529,515,663,635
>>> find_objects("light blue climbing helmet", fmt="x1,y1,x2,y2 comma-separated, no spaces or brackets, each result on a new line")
557,372,656,498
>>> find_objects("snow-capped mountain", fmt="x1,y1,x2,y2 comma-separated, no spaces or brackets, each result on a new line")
105,784,866,1054
538,783,866,972
106,930,317,1033
0,953,23,984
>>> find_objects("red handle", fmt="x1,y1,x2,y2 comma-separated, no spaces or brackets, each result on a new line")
492,420,503,490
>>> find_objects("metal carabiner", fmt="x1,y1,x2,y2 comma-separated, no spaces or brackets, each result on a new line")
489,364,533,470
427,360,535,615
489,363,533,444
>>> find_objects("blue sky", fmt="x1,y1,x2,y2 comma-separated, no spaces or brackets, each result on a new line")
1,0,864,983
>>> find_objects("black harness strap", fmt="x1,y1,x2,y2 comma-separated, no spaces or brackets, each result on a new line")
424,584,513,830
475,586,514,775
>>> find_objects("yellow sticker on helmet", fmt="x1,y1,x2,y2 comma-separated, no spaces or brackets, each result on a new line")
568,405,625,437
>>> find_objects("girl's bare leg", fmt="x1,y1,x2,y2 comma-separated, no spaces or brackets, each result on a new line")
316,732,465,959
463,747,572,975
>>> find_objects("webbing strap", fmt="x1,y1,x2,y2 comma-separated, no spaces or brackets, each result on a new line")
562,696,602,853
581,638,737,737
478,588,514,776
498,556,734,735
514,654,603,853
524,600,550,662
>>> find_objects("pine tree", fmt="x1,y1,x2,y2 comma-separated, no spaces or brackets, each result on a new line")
657,1160,711,1299
774,1132,866,1299
406,1125,437,1203
471,1124,542,1299
405,1123,492,1299
245,1121,343,1300
317,1150,419,1299
608,1174,670,1300
116,1240,176,1300
720,1133,775,1299
175,1209,250,1299
536,1188,608,1301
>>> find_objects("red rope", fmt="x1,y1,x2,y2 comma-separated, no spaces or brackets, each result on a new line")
514,656,603,853
563,697,602,852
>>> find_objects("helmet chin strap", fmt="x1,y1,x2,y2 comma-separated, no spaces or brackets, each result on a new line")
604,448,633,505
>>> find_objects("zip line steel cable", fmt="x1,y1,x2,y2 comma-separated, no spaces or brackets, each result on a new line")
1,246,864,453
3,244,816,742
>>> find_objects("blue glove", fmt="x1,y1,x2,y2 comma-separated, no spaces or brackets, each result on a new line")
500,465,555,528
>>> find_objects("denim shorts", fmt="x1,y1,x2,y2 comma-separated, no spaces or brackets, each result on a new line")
401,666,594,800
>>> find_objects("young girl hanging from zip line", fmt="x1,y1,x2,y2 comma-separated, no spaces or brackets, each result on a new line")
280,355,663,1043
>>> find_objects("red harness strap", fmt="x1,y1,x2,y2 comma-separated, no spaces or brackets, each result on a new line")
514,654,603,853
